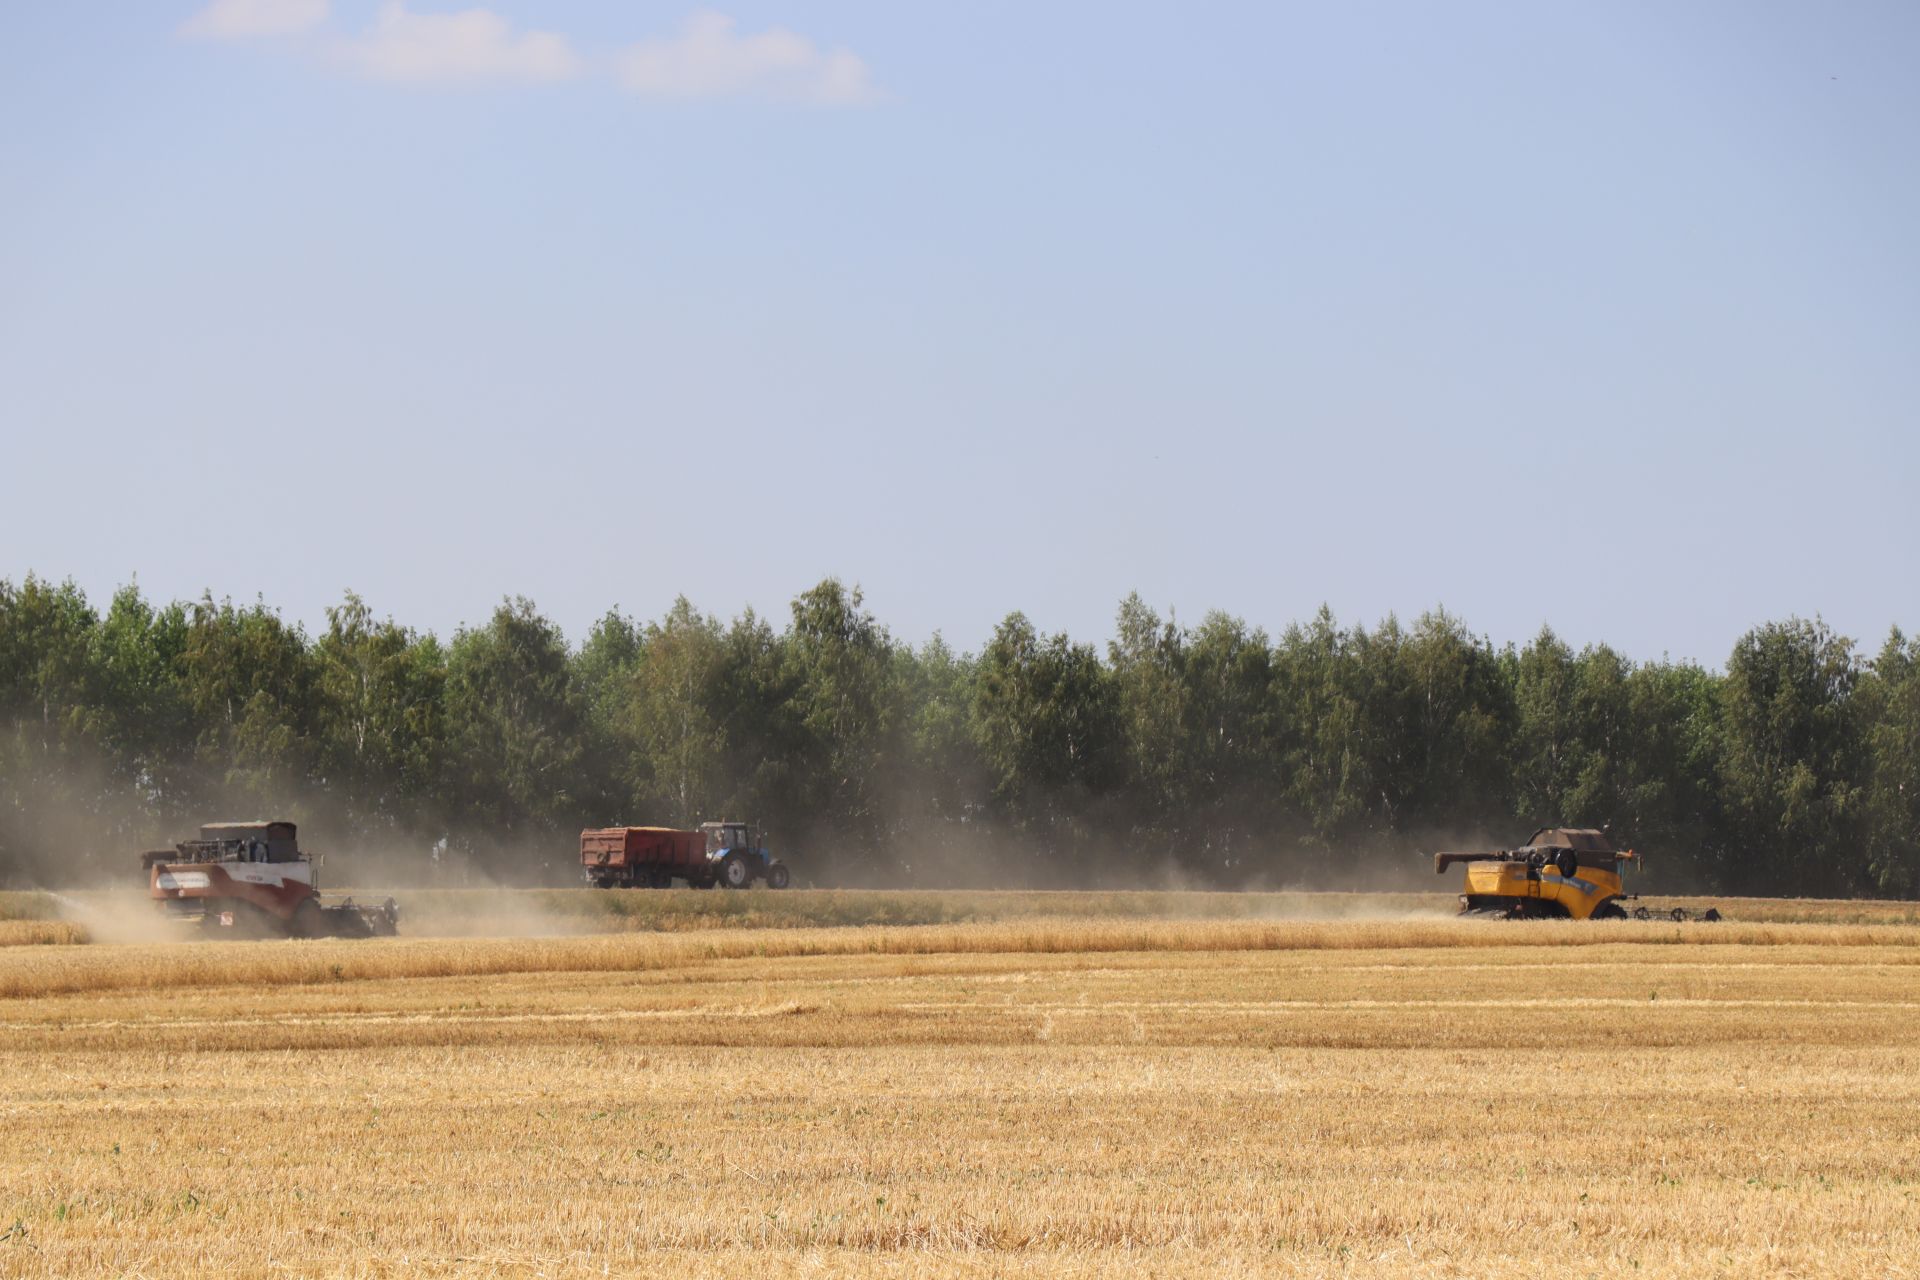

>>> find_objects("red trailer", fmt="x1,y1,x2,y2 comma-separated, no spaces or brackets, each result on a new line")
580,826,707,888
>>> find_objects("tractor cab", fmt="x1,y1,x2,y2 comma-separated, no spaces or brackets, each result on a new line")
701,821,751,856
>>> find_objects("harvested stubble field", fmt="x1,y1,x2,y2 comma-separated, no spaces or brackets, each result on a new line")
2,912,1919,1277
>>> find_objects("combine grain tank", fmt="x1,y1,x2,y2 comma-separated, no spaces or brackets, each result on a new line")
144,821,399,938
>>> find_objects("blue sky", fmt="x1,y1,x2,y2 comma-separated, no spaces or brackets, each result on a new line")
2,1,1915,664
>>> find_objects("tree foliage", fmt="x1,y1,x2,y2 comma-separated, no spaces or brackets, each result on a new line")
0,572,1911,896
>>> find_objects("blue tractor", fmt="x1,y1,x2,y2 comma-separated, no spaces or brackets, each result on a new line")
699,821,792,889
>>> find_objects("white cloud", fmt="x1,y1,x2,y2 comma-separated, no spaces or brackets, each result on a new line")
180,0,329,40
617,11,879,105
178,3,879,101
332,2,581,85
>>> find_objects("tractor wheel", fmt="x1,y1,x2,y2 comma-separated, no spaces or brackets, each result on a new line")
721,854,753,889
767,864,791,890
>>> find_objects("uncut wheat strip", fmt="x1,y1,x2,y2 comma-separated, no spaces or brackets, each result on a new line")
5,918,1920,999
0,921,84,947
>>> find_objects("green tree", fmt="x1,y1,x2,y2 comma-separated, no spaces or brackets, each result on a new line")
1859,629,1920,895
1108,594,1190,850
571,609,645,822
710,608,805,837
1393,609,1513,835
1180,610,1285,881
783,580,898,862
0,577,109,881
88,584,194,837
1616,659,1726,889
178,594,316,811
313,592,444,840
892,635,985,836
1273,607,1375,854
440,598,582,878
1719,619,1864,896
1512,627,1578,825
626,598,727,826
971,612,1120,877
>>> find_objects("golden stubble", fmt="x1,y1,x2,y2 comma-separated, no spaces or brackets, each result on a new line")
2,922,1918,1278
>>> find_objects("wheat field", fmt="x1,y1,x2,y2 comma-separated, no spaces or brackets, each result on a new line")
3,915,1918,1277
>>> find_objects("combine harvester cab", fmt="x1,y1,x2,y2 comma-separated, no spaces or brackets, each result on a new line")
581,820,792,890
1433,828,1719,921
144,821,400,939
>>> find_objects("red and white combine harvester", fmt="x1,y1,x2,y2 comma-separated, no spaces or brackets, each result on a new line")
144,820,399,939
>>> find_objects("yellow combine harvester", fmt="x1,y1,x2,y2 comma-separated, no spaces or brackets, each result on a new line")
1433,827,1718,921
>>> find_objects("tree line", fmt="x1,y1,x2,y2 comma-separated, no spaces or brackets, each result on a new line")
1,574,1915,896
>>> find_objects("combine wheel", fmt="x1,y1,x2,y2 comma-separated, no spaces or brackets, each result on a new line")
1669,907,1689,923
1593,901,1628,920
1555,849,1579,878
767,864,791,890
1633,906,1652,921
1703,908,1722,922
291,899,324,939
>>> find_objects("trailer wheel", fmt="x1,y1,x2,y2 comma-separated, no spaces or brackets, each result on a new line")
767,864,791,890
647,867,674,889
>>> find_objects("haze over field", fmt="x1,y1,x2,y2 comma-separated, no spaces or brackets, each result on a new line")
2,2,1917,663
